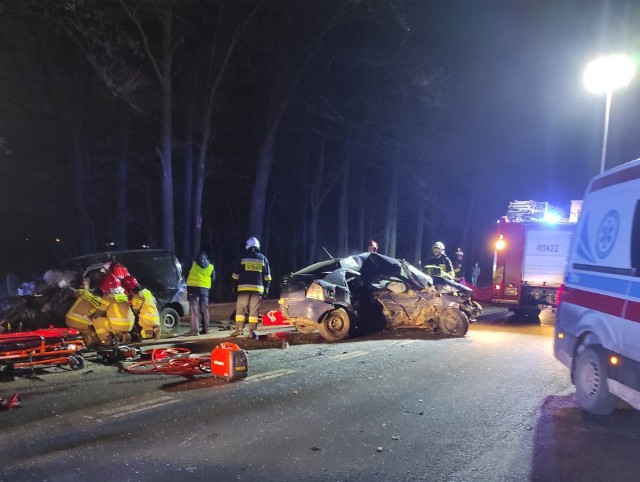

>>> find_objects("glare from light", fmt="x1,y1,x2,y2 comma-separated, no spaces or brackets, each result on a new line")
584,55,636,95
610,355,619,365
543,212,560,224
495,235,506,251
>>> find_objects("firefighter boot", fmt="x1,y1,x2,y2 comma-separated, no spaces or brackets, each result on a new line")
230,322,244,337
248,322,259,339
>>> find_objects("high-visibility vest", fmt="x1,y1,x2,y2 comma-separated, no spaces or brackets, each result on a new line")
186,262,214,289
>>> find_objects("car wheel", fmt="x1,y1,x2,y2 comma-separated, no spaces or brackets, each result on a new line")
319,308,351,342
574,346,618,415
438,308,469,337
68,354,84,370
160,307,180,331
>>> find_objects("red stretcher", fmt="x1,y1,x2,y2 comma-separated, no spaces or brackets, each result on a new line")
0,328,86,372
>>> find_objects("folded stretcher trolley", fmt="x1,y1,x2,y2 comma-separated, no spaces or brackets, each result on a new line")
0,328,86,373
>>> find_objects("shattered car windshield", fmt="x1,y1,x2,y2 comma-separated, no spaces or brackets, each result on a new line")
404,263,432,288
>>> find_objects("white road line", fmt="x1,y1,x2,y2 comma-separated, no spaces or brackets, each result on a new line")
394,339,419,346
179,434,197,446
330,350,368,361
244,368,296,383
101,396,177,418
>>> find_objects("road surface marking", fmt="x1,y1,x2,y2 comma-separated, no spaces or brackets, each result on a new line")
394,339,419,346
244,368,296,383
331,350,368,361
101,396,178,419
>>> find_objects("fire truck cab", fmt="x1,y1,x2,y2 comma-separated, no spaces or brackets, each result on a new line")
491,200,580,317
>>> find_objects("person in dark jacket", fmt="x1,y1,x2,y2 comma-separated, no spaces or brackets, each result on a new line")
453,248,466,283
425,241,455,278
185,251,215,335
230,237,271,338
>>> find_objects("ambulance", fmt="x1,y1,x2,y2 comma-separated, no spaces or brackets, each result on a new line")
555,158,640,414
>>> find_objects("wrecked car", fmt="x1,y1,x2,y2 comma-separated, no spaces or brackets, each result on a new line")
278,252,481,342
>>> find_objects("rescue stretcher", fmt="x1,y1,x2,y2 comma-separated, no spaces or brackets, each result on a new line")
0,328,86,372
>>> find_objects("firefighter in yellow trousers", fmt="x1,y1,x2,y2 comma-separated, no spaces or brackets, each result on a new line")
122,275,161,340
91,274,135,345
65,274,134,346
65,278,110,348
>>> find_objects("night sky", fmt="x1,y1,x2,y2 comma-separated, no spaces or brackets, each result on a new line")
1,0,640,290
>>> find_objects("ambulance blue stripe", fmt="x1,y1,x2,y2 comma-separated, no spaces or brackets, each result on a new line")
628,282,640,299
570,272,631,296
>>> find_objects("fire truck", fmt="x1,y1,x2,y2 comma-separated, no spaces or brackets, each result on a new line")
491,200,581,316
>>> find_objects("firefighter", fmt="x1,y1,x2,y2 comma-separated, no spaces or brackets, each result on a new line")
185,251,215,335
425,241,455,278
122,275,161,340
453,248,466,283
231,237,271,338
65,277,110,348
92,274,135,345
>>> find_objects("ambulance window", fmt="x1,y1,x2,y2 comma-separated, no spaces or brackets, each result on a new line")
631,200,640,275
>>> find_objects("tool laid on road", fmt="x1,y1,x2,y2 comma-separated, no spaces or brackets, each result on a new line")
123,342,248,382
0,328,86,373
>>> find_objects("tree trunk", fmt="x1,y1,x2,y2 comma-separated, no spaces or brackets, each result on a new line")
413,202,425,267
357,174,365,253
115,102,129,250
336,151,352,257
181,98,194,265
248,86,289,240
70,128,93,255
384,167,399,258
159,7,175,252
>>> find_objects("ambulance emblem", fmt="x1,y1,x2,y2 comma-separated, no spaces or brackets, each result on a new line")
595,210,618,259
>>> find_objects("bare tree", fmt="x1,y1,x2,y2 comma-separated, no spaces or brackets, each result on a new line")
247,3,349,240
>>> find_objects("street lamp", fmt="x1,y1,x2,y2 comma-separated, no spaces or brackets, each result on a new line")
583,54,636,174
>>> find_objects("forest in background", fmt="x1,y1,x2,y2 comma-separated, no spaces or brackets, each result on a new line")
2,0,636,298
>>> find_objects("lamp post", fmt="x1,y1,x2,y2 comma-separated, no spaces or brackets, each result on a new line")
583,54,636,174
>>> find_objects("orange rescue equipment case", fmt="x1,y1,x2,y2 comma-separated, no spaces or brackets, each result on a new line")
211,342,247,382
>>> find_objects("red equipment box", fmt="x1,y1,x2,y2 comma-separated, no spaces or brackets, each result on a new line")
210,342,247,382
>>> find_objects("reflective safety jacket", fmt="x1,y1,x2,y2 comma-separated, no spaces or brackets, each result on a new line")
104,293,135,333
186,261,214,289
130,289,160,329
425,254,455,278
232,251,271,294
65,289,109,330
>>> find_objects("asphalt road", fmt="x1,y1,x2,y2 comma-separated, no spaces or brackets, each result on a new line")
1,312,640,481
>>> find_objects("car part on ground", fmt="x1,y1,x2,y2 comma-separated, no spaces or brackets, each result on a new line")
279,252,480,342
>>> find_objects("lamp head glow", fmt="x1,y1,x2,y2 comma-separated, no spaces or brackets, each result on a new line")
495,235,506,251
584,54,636,95
543,212,560,224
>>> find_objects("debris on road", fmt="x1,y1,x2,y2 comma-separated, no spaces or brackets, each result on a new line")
0,392,21,410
